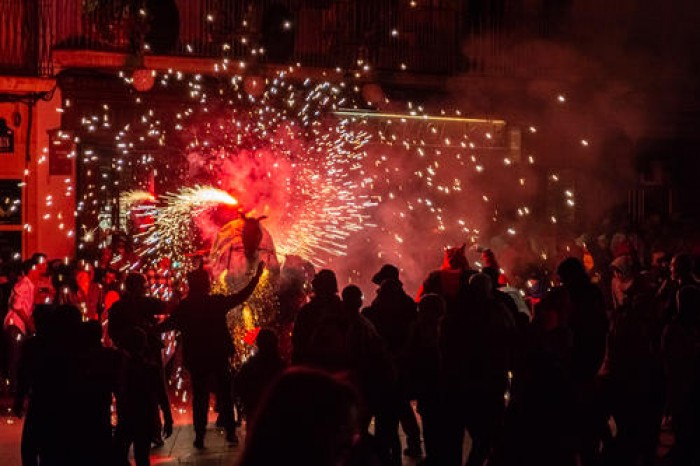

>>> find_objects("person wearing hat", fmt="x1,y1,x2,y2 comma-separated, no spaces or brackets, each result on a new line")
362,264,421,460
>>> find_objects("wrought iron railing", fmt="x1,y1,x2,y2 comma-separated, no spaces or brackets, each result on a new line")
0,0,561,78
2,0,466,77
0,0,38,75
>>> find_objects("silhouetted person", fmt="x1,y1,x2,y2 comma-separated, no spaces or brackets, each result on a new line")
482,264,528,406
238,368,363,466
417,244,476,314
440,273,515,466
603,255,664,466
160,261,264,448
277,256,314,362
495,286,579,466
342,283,398,465
235,328,286,421
556,257,608,466
662,253,700,466
405,293,446,466
14,304,52,466
294,275,395,464
73,320,122,465
291,269,344,365
108,272,168,446
363,264,421,458
113,327,173,466
19,304,114,465
108,273,165,355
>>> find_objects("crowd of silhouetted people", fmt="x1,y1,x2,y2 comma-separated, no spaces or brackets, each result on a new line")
1,236,700,466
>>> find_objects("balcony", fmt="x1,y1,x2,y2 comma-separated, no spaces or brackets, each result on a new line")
1,0,466,79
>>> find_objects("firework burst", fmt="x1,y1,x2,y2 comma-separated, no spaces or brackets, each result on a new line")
170,77,375,266
135,185,238,262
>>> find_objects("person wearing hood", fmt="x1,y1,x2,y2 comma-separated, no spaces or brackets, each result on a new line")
362,264,421,459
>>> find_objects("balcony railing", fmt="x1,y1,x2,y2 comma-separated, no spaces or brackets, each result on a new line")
1,0,565,79
0,0,37,75
1,0,465,77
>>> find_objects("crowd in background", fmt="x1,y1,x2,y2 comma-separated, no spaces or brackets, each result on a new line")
0,229,699,466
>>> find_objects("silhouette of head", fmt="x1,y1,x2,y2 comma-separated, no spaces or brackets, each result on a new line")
556,257,589,287
187,268,211,296
311,269,338,296
371,264,399,285
671,253,694,281
255,328,279,356
240,367,360,466
341,285,363,313
124,273,147,297
442,244,469,270
481,248,499,269
418,293,446,319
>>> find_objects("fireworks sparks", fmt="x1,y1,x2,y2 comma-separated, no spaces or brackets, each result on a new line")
135,186,237,261
176,186,238,207
118,73,375,268
71,52,599,291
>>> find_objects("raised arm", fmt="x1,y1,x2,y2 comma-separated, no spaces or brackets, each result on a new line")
222,262,265,309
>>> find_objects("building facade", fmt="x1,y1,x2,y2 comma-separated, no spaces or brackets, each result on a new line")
0,0,696,258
